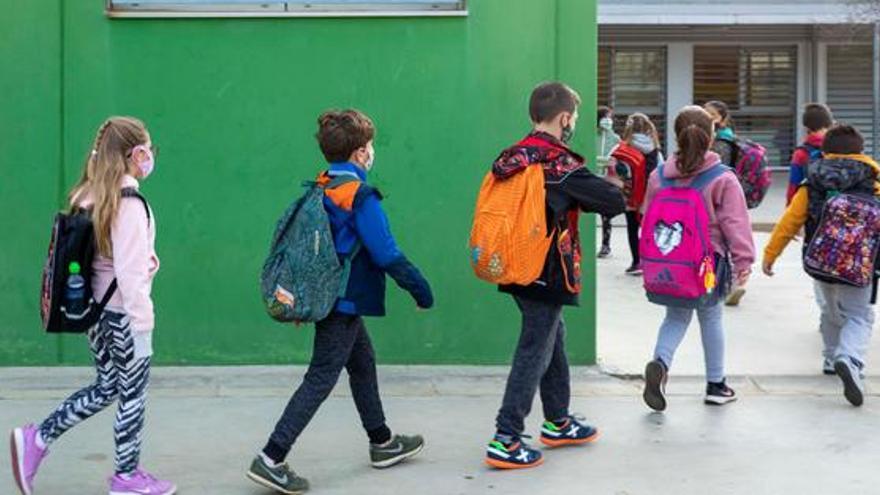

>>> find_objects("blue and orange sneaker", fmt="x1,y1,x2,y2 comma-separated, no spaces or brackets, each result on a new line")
539,415,599,447
484,436,543,470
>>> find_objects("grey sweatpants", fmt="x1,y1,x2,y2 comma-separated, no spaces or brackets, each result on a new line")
814,280,875,368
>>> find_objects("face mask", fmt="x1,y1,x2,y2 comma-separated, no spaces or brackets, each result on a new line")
363,148,375,172
131,145,155,179
561,125,575,144
599,117,614,130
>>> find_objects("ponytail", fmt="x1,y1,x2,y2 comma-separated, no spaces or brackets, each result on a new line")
674,106,714,176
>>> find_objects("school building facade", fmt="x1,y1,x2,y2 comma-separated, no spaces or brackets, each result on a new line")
598,0,880,165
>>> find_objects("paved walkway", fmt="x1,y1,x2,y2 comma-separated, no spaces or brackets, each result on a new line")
1,367,877,495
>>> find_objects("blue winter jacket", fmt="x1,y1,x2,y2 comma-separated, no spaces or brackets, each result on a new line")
321,162,433,316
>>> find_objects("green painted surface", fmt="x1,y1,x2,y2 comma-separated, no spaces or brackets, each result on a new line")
0,0,598,365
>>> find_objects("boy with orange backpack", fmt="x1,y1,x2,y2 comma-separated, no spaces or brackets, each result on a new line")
471,82,625,469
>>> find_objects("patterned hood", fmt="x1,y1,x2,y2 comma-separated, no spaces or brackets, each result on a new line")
492,131,586,179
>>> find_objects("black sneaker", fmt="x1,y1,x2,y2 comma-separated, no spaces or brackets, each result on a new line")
485,436,543,470
643,359,668,412
597,245,611,259
370,434,424,469
625,264,643,276
705,380,737,406
247,456,309,495
540,415,599,447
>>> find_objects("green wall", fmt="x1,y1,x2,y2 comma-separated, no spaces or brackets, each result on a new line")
0,0,598,365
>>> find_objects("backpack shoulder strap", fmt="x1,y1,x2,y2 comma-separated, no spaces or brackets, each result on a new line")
100,188,151,308
690,163,730,191
657,163,675,189
121,188,151,225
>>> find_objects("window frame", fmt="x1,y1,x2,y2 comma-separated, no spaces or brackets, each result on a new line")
105,0,468,18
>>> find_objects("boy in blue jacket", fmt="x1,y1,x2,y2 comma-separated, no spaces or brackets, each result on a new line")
248,109,434,494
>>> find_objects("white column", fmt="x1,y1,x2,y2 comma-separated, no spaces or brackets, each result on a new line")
666,42,694,153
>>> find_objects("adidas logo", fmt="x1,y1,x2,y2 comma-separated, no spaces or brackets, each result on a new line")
653,268,675,283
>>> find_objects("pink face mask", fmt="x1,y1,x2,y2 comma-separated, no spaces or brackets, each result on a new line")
131,144,155,178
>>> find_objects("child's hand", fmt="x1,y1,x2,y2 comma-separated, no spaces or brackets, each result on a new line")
762,260,775,277
735,270,751,286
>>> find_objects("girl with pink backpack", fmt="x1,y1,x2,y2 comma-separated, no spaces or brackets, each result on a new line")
639,106,756,411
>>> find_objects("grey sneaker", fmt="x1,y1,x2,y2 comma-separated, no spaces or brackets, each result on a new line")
370,434,424,469
834,357,865,407
246,456,309,495
823,358,835,376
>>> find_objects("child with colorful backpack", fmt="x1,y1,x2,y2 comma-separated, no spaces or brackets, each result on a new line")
248,109,433,494
705,100,737,168
597,105,621,259
10,117,175,495
472,82,625,469
610,113,664,276
640,106,755,412
704,100,770,306
763,124,880,406
787,103,834,205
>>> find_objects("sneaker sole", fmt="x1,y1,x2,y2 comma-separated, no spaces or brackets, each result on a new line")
10,428,30,495
484,456,544,470
371,442,424,469
835,361,864,407
643,361,667,412
725,287,746,306
539,429,600,448
246,471,306,495
704,395,738,406
110,488,177,495
626,271,643,277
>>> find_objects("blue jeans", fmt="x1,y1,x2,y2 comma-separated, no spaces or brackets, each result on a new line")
653,302,725,383
814,280,875,367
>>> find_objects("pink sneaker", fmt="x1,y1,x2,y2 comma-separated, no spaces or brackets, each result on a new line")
109,469,177,495
10,424,48,495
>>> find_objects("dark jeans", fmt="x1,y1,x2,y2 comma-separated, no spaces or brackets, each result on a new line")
601,215,614,249
265,312,387,461
625,211,640,266
495,296,570,437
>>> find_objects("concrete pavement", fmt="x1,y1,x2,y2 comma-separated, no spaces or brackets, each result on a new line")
1,366,878,495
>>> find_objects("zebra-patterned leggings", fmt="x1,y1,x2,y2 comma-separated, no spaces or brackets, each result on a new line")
39,311,151,474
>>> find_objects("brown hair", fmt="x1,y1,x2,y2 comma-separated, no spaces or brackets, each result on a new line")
803,103,834,132
68,116,149,258
673,106,714,176
822,124,864,155
622,113,660,148
316,109,375,163
597,105,613,125
704,100,732,128
529,81,581,124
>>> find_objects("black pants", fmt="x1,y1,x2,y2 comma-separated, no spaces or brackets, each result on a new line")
495,296,570,437
625,211,640,266
265,312,387,461
601,215,614,249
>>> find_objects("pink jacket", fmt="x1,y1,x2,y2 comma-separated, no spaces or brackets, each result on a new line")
644,152,755,274
77,175,159,357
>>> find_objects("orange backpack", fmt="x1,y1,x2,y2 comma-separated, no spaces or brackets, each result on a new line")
469,165,553,285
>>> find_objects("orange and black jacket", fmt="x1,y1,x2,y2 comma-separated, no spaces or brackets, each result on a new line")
318,162,433,316
492,132,626,306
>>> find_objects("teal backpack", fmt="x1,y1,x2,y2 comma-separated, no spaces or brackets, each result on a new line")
260,176,359,323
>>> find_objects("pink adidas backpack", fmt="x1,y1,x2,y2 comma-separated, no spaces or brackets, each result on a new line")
640,163,729,308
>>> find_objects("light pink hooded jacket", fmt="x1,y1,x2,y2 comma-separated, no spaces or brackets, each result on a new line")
77,175,159,358
644,152,756,274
